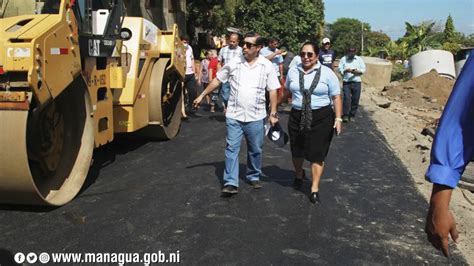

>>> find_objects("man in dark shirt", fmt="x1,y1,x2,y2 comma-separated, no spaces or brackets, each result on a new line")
319,38,335,71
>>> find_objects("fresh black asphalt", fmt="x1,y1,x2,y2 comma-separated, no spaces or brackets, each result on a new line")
0,106,467,265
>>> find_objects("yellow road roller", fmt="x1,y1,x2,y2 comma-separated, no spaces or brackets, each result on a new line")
0,0,185,206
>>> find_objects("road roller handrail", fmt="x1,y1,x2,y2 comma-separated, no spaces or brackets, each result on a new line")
157,24,185,79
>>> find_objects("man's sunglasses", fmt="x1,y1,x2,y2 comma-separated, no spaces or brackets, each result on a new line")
243,42,256,48
300,52,315,58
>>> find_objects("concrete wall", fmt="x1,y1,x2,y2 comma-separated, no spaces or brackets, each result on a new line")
360,56,393,89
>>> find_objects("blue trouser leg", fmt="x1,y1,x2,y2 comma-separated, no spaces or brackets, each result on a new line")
342,82,352,117
223,118,244,187
220,82,231,107
350,82,362,117
243,119,264,181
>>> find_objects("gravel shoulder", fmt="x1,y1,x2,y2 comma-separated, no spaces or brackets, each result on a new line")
361,84,474,264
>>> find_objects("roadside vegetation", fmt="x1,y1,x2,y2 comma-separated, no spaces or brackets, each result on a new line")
186,1,473,80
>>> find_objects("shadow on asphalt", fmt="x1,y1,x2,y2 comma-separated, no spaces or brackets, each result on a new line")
0,248,15,266
185,161,308,196
186,161,226,187
261,165,310,196
207,113,226,122
0,132,156,212
79,133,153,196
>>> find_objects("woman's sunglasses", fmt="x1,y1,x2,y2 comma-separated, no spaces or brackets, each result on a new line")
300,52,315,58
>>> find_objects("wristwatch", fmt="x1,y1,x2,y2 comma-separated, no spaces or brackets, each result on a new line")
270,112,279,118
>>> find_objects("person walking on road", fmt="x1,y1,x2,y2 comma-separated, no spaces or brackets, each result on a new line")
200,50,210,105
217,33,243,109
319,37,336,71
338,47,366,123
260,37,285,84
280,41,343,204
181,35,200,118
425,54,474,257
193,32,281,196
207,49,219,112
261,37,285,108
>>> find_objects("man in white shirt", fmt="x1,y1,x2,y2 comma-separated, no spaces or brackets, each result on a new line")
181,35,199,117
194,32,280,196
338,47,366,122
217,33,243,108
260,37,284,80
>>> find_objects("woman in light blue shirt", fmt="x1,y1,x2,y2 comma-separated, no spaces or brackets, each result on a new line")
281,41,343,204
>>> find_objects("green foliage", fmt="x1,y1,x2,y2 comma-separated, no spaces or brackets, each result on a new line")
461,33,474,47
443,14,456,43
234,0,324,52
429,31,445,45
187,0,242,35
442,42,461,55
399,21,442,55
362,31,391,56
365,31,390,50
363,46,380,57
391,62,411,82
328,18,370,57
186,0,325,52
383,41,409,60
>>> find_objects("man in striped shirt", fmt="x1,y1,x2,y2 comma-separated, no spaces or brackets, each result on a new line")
218,33,243,109
193,32,280,196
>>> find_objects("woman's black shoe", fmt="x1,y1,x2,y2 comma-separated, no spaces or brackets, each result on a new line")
293,170,305,189
309,192,320,204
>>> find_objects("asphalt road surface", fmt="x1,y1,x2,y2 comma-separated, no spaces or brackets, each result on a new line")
0,107,467,265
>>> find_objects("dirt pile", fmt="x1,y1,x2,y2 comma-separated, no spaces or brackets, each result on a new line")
382,70,455,111
361,71,474,263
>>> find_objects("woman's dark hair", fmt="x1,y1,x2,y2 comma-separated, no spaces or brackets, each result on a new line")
299,41,320,55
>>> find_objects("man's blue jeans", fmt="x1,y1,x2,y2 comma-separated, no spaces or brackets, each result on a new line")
223,117,264,187
219,82,231,107
343,81,362,118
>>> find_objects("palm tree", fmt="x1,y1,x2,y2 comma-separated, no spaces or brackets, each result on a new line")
401,21,441,53
384,41,399,60
364,46,381,57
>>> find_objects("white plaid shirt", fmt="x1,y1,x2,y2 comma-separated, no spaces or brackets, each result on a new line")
217,55,280,122
218,46,243,66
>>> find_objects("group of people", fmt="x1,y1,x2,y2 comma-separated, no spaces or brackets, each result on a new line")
181,33,243,117
190,32,358,205
187,30,474,257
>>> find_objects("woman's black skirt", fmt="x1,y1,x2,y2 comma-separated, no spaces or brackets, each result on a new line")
288,106,335,162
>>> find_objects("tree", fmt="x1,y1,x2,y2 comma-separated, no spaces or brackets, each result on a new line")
441,15,461,55
460,33,474,47
186,0,242,38
235,0,324,52
383,41,409,60
443,14,456,43
327,18,370,57
186,0,325,53
364,46,381,57
400,21,441,55
362,32,391,57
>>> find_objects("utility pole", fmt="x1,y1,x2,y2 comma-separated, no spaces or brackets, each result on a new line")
361,22,364,53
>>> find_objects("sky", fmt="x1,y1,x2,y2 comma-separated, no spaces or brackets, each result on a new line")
325,0,474,40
